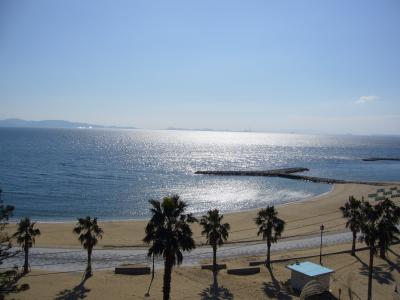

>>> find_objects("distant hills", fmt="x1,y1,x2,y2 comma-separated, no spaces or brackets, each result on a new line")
0,118,135,130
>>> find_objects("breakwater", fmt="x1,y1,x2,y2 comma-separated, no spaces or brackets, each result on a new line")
194,167,309,176
362,157,400,162
195,168,392,185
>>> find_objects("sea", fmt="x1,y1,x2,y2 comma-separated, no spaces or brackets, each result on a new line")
0,128,399,221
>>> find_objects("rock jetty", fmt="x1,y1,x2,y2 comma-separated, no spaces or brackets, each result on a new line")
194,167,309,176
195,168,392,186
362,157,400,162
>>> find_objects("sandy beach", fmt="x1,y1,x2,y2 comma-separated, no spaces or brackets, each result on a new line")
2,183,400,300
8,183,398,249
4,242,399,299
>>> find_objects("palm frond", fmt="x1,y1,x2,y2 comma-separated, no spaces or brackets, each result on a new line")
255,206,285,244
73,216,103,250
143,195,196,267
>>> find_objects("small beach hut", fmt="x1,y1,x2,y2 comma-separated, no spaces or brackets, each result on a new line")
287,261,334,292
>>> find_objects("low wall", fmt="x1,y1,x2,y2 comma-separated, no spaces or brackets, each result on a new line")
249,261,265,266
227,267,260,275
201,264,227,270
115,265,150,275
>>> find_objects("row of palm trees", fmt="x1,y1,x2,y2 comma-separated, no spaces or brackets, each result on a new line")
13,193,399,300
12,216,103,278
143,195,285,300
340,195,400,300
145,194,399,300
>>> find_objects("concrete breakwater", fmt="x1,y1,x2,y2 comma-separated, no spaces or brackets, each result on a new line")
195,168,391,185
194,167,309,176
362,157,400,162
274,173,390,185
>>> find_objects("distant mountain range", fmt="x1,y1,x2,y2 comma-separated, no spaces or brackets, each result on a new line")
0,118,135,129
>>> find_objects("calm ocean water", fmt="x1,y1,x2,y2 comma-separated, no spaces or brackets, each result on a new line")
0,128,399,221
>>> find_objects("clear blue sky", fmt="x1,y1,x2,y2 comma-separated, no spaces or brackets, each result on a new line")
1,0,399,134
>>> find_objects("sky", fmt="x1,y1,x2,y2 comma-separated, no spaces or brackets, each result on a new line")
0,0,400,135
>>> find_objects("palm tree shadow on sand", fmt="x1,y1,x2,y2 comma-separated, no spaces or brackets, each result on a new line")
0,269,29,299
54,276,91,300
384,256,400,274
355,254,396,286
199,285,234,300
262,267,293,300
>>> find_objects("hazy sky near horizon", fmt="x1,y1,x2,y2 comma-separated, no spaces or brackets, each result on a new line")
1,0,400,135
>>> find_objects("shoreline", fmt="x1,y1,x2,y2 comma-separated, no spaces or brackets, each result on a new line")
7,183,335,224
7,182,399,249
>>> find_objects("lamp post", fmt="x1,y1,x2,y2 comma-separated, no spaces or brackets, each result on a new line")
320,224,324,265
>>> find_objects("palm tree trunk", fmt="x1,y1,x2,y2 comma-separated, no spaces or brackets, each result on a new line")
367,246,374,300
87,247,93,277
146,253,155,296
266,240,271,269
163,256,173,300
379,242,386,259
212,244,218,290
351,231,356,256
23,245,29,274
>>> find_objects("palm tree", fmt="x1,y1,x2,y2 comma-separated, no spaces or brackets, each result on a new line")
359,199,400,300
359,201,381,300
73,216,103,278
143,195,197,300
340,196,362,256
200,209,230,290
255,206,285,268
376,198,400,259
13,217,41,274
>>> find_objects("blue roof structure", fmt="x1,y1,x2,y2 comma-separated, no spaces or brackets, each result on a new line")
287,262,334,277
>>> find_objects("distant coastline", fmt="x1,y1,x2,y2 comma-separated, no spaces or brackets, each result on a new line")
165,126,254,133
1,119,399,136
0,118,135,130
